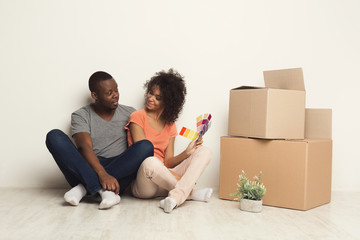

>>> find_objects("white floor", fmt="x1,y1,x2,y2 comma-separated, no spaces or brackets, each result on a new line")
1,189,359,240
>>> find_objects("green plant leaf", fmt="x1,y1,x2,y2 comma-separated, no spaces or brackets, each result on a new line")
230,170,267,201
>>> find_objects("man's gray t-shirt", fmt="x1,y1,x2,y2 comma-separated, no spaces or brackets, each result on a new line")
71,104,135,158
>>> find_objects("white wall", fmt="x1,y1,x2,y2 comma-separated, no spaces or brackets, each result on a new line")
1,0,359,191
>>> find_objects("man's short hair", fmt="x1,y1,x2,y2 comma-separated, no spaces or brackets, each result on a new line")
89,71,113,93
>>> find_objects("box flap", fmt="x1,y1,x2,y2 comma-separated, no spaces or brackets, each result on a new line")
305,108,332,139
231,86,263,90
263,68,305,91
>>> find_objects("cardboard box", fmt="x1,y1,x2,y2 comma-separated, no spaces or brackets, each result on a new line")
228,68,306,139
219,136,332,210
305,108,332,139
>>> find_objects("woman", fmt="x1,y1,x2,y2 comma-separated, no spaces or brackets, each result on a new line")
125,69,212,213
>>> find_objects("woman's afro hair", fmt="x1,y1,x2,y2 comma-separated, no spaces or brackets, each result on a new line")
144,69,187,124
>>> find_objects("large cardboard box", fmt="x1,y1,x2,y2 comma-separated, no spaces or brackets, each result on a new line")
228,68,306,139
220,108,332,210
219,136,332,210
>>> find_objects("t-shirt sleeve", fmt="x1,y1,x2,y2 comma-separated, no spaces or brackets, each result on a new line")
121,104,136,117
71,110,90,136
169,123,178,138
125,110,145,130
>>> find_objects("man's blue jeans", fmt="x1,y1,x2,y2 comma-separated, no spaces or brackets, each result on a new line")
45,129,154,196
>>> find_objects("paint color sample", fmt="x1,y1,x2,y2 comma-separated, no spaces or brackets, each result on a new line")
184,129,190,137
179,113,212,141
188,130,195,139
179,127,186,136
193,132,198,140
179,127,198,140
187,130,194,139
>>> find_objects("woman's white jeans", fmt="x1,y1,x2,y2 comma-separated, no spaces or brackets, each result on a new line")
131,146,211,206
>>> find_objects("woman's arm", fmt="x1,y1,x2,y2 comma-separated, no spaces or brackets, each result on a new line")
164,137,203,168
128,122,147,142
73,132,120,194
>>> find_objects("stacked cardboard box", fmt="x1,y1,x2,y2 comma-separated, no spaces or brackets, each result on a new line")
219,68,333,210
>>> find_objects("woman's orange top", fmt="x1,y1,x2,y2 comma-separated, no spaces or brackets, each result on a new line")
125,109,178,162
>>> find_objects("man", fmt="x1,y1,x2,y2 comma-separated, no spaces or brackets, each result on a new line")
46,71,153,209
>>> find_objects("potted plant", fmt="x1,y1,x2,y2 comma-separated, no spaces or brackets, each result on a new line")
230,170,266,213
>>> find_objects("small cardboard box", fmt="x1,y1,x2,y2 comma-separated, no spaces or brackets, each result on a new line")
219,136,332,210
305,108,332,139
228,68,306,139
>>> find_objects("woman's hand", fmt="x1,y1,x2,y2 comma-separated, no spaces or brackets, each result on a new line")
98,171,120,195
164,137,203,168
185,137,203,157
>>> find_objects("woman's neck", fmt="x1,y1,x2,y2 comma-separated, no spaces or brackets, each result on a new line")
145,108,166,131
145,108,162,119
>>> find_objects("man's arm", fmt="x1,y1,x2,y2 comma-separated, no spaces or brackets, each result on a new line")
73,132,120,194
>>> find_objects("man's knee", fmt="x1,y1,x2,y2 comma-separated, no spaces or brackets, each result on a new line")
135,139,154,157
46,129,66,147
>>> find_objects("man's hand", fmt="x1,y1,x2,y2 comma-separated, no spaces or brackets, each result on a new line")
74,132,120,195
98,171,120,195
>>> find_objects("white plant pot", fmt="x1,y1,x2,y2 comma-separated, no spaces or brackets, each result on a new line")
240,199,263,213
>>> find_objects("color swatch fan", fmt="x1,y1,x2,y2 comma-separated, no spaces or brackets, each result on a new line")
179,114,212,141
